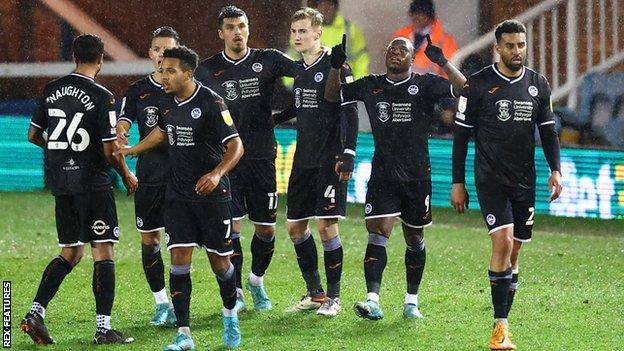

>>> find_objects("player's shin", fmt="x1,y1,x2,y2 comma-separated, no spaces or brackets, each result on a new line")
507,269,519,315
322,235,343,299
293,230,323,294
93,260,115,330
216,263,237,311
405,238,426,296
141,243,167,303
230,231,243,289
364,233,388,301
489,268,513,322
31,255,73,318
170,265,192,329
250,232,275,283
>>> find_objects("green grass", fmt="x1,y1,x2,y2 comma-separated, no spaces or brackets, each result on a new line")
1,191,623,350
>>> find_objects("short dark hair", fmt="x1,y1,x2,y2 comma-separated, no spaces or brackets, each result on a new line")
217,6,247,28
73,34,104,64
163,46,198,72
409,0,435,18
494,20,527,43
152,26,180,44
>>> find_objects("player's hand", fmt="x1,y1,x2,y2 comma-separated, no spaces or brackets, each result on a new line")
330,34,347,69
548,170,563,202
451,183,469,213
335,153,354,182
117,131,130,146
122,171,138,196
424,34,448,67
113,145,136,158
195,171,221,196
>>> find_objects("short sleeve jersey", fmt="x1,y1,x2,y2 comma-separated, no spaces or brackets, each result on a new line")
157,84,239,203
454,64,555,188
30,73,118,195
195,48,296,160
341,72,454,181
292,50,355,168
118,75,168,185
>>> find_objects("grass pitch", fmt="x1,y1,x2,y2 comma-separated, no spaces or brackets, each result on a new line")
1,191,622,350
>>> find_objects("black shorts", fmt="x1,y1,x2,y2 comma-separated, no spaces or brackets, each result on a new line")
229,159,277,225
164,200,234,256
134,184,166,233
364,177,432,228
286,166,347,222
54,190,120,247
475,180,536,242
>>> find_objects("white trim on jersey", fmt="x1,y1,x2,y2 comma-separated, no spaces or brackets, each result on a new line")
148,74,162,88
539,120,556,126
455,120,474,128
491,64,525,84
488,223,514,235
174,84,200,106
399,218,433,229
138,227,165,233
286,216,315,222
450,84,456,98
30,121,44,130
303,49,328,70
117,117,133,125
70,72,94,81
343,148,356,156
341,100,357,106
385,75,411,86
167,243,200,251
221,49,251,65
232,215,246,221
222,133,239,144
204,247,234,256
364,212,401,219
102,136,117,142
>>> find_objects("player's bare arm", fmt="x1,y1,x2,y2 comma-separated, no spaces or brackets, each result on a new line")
116,119,131,146
115,127,166,157
27,125,47,148
103,141,138,195
195,136,243,195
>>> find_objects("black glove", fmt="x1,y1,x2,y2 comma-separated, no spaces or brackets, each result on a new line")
330,34,347,69
424,34,448,67
335,152,355,173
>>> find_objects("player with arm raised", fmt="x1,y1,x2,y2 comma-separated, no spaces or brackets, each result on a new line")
116,26,179,327
195,6,297,312
277,8,358,316
21,34,136,345
451,20,562,350
117,46,244,350
325,34,465,320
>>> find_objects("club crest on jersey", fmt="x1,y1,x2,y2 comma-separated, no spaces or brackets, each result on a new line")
528,85,538,97
486,214,496,226
191,108,202,119
495,100,512,121
222,80,239,101
252,62,263,72
408,85,419,95
376,102,391,122
144,106,159,127
314,72,324,82
166,124,175,145
294,88,302,108
92,220,110,235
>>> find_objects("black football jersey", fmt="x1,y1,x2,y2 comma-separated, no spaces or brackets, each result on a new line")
454,64,555,188
341,72,455,181
195,48,296,160
292,50,355,168
157,84,239,202
30,73,118,195
118,74,168,185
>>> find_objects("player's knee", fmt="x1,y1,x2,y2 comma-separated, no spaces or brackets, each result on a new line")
61,247,83,267
316,219,338,241
286,221,306,239
140,232,160,245
255,224,275,238
403,228,424,247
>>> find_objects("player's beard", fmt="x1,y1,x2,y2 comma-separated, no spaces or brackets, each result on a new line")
503,55,524,72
